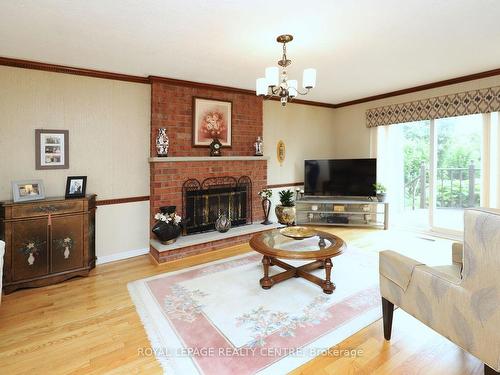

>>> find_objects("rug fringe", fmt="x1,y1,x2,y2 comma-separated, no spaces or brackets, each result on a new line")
127,282,174,375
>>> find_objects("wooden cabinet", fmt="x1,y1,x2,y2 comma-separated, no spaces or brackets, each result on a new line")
1,195,96,294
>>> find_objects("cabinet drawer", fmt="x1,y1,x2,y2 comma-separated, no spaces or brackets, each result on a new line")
11,200,84,219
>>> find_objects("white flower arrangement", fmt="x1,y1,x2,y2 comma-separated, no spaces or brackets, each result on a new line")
154,212,182,225
258,189,272,200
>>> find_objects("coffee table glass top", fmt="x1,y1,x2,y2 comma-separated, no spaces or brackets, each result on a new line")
260,230,333,252
250,228,345,259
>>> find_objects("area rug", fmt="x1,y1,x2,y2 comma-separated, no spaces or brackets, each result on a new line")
128,246,381,375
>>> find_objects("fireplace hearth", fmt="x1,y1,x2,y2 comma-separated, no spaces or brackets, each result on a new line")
182,176,252,235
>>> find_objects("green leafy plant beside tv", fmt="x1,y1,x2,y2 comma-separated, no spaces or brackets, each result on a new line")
373,183,387,202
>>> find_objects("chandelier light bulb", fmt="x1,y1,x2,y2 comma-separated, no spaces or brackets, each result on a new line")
256,78,268,96
303,68,317,89
265,67,279,87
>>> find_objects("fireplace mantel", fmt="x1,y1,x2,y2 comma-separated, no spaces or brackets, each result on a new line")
149,156,269,163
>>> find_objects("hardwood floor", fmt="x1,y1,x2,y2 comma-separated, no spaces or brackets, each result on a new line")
0,227,482,374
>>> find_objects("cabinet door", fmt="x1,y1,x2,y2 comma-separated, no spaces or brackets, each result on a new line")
51,215,84,273
11,218,49,281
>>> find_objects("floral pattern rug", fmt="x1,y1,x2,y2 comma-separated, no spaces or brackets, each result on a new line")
128,246,381,375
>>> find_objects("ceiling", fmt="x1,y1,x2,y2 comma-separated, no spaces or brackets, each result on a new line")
1,0,500,104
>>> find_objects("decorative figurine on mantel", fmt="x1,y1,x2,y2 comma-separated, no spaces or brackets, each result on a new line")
254,136,263,156
156,128,169,157
209,138,222,156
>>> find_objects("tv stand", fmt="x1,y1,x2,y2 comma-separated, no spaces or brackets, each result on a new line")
295,197,389,230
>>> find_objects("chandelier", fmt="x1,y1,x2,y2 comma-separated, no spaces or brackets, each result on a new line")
256,34,316,106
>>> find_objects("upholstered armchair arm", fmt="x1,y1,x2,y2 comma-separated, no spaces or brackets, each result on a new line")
379,250,425,292
452,242,463,266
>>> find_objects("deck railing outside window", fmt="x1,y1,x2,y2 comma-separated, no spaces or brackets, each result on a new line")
405,161,481,209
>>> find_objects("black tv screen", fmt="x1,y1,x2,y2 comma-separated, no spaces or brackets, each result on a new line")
304,159,377,197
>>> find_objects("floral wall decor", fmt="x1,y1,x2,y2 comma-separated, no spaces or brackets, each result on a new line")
192,97,232,147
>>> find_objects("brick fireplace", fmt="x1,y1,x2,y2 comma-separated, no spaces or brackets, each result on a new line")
149,78,269,263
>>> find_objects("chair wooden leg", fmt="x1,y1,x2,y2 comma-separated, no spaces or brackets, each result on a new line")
485,364,500,375
382,297,394,341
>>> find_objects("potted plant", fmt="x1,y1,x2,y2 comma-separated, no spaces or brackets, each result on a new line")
373,183,387,202
258,188,273,225
151,206,183,245
275,189,296,225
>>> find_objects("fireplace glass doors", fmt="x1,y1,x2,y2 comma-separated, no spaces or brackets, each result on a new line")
182,176,252,234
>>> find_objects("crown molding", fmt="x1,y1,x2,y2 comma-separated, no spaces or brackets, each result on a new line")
2,56,500,109
0,56,337,107
0,56,150,84
334,68,500,108
149,75,256,95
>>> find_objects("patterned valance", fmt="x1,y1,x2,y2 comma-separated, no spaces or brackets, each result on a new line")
366,86,500,128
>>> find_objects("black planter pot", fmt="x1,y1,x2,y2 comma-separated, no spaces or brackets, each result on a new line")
152,205,182,245
152,221,182,245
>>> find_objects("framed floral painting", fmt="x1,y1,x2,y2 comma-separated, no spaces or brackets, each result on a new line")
192,97,232,147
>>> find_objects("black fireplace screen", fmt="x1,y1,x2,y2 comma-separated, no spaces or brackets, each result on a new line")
182,176,252,234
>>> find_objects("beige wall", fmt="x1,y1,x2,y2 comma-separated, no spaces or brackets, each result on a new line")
332,75,500,158
263,101,336,185
0,66,151,259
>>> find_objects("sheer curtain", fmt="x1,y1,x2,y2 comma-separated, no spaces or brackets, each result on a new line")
491,112,500,208
370,125,405,215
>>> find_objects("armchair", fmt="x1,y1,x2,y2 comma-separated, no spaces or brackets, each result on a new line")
379,208,500,374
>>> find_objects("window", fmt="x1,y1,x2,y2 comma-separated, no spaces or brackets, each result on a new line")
376,112,499,234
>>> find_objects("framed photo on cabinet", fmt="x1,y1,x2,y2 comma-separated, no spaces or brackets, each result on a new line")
12,179,46,203
65,176,87,199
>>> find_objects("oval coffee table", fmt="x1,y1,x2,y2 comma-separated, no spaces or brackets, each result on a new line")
249,229,345,294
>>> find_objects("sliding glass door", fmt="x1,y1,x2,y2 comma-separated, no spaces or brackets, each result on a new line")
432,114,483,232
384,113,493,234
400,121,431,230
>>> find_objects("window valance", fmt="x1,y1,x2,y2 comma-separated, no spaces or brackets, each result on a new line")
366,86,500,128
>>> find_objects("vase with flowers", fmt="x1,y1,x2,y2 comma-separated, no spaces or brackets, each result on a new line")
152,206,183,245
258,188,273,225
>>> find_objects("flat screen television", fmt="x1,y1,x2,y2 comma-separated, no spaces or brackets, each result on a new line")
304,158,377,197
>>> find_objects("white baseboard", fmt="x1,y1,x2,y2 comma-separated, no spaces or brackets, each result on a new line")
96,247,149,265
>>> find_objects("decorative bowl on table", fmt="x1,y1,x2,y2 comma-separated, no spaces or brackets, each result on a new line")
280,226,317,240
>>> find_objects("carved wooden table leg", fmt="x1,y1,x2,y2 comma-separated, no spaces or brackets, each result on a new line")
260,256,274,289
322,258,335,294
